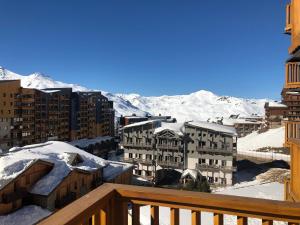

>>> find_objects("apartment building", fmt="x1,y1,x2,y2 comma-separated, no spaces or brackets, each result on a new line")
264,102,287,128
219,116,264,137
185,121,237,186
0,81,115,151
122,120,237,186
70,92,115,140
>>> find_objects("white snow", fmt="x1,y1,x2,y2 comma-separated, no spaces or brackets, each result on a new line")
0,205,51,225
154,122,184,136
0,141,108,195
117,91,272,122
187,121,237,136
0,67,276,121
123,120,160,129
237,127,285,152
69,136,113,148
181,169,198,180
267,102,287,108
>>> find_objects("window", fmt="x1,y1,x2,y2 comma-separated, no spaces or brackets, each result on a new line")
129,153,133,158
222,160,226,166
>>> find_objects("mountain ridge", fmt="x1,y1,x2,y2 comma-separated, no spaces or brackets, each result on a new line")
0,66,273,122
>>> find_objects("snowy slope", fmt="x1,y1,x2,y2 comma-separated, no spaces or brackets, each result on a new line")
238,127,285,152
0,66,272,120
117,92,269,122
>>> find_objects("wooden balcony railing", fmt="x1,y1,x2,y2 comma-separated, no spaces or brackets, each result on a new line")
38,183,300,225
285,62,300,89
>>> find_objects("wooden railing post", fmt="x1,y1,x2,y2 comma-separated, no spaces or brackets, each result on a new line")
151,205,159,225
93,212,100,225
100,209,107,225
191,210,201,225
170,208,179,225
132,203,140,225
214,213,224,225
262,220,273,225
237,216,247,225
111,197,128,225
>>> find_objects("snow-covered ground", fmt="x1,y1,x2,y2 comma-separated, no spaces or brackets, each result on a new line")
0,66,273,121
238,127,285,152
237,127,289,161
0,205,51,225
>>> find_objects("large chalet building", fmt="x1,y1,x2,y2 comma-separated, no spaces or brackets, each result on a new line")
0,141,133,215
0,80,115,151
122,120,237,186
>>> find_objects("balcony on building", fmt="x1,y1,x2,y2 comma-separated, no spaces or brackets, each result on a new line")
38,183,300,225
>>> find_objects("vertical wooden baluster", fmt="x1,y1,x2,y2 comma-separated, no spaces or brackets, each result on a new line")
237,216,247,225
262,220,273,225
170,208,179,225
191,210,201,225
100,208,107,225
82,217,89,225
151,205,159,225
111,197,128,225
132,203,140,225
93,212,100,225
214,213,224,225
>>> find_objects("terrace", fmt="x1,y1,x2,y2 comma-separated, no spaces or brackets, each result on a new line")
38,183,300,225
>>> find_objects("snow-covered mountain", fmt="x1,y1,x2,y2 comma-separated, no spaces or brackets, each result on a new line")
0,67,272,121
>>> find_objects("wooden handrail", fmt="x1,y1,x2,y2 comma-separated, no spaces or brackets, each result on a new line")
38,183,300,225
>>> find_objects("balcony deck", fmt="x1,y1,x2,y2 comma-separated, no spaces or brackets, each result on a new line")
38,183,300,225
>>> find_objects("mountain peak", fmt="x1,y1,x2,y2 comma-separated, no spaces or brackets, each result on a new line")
0,66,271,121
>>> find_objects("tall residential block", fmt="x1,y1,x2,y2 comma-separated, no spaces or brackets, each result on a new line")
0,81,115,151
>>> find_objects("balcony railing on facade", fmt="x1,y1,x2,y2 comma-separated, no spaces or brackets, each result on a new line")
196,146,237,156
156,144,182,150
285,62,300,88
38,183,300,225
122,142,153,149
123,158,183,169
196,163,237,172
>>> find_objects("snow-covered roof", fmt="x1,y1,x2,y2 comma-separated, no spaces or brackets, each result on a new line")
266,102,287,108
40,89,61,93
154,122,184,136
123,120,160,129
186,121,237,136
124,116,148,119
103,161,133,181
181,169,200,181
222,118,263,126
0,141,131,196
69,136,113,148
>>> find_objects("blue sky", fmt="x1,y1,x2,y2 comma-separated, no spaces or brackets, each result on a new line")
0,0,290,99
